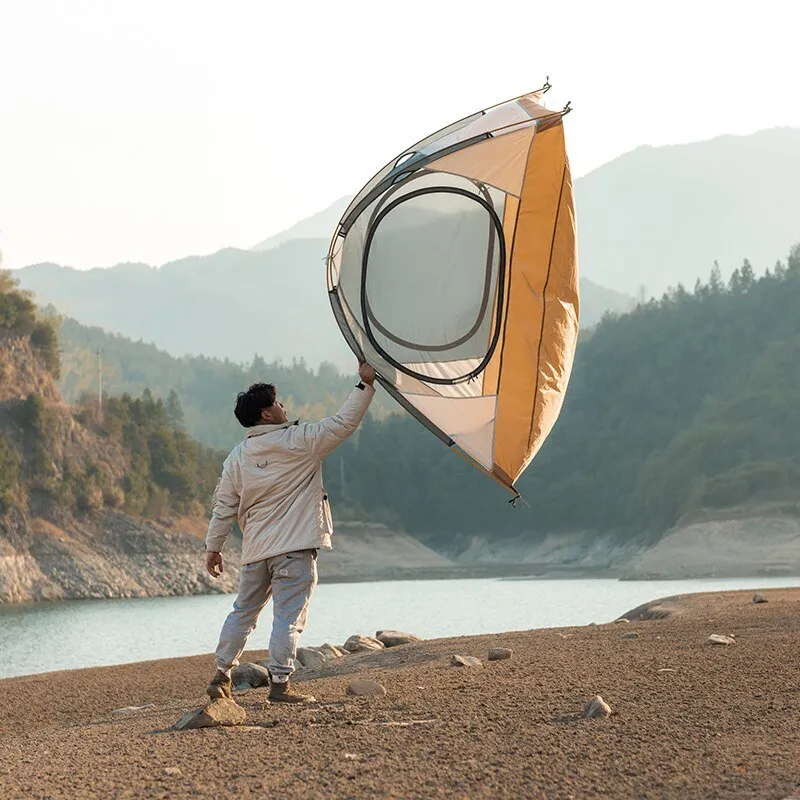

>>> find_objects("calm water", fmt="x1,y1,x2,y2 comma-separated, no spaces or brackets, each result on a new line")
1,576,799,679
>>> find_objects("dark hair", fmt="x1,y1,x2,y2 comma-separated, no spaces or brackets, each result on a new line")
234,383,276,427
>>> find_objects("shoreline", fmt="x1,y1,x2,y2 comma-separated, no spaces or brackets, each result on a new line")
2,588,800,799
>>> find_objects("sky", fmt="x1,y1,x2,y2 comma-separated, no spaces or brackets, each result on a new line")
0,0,798,270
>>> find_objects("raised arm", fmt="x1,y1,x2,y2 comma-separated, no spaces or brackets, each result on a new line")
300,363,376,458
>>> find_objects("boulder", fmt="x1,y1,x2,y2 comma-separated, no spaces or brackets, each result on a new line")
583,695,613,718
295,647,327,668
451,655,482,668
175,698,247,730
317,642,348,660
488,647,513,661
346,680,387,697
375,630,422,647
706,634,736,646
343,634,385,654
752,593,768,604
231,662,270,689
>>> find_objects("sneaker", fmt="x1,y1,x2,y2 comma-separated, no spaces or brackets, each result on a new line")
206,669,232,700
269,681,316,704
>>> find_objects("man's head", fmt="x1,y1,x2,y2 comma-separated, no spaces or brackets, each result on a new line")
234,383,289,427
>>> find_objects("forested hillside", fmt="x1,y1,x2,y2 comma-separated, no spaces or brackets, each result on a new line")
324,247,800,544
10,245,800,552
1,274,220,520
54,314,377,450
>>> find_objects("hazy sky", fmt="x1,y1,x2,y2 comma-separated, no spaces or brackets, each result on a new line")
1,0,797,270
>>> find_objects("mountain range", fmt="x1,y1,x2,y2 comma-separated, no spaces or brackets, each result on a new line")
13,127,800,368
14,248,630,371
255,127,800,297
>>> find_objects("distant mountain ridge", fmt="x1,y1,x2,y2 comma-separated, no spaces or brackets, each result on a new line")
252,127,800,297
15,248,631,370
17,126,797,367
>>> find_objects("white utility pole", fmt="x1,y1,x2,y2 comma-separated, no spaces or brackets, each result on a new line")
97,348,103,421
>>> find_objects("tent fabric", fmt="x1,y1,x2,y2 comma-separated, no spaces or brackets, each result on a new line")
327,88,579,497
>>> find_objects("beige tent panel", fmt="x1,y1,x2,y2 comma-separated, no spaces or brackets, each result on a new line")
405,393,497,469
425,126,536,197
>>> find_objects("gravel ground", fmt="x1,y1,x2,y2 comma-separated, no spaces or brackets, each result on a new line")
1,588,799,799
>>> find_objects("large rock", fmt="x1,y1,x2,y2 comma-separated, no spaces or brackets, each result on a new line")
231,662,270,689
706,634,736,646
375,630,421,648
488,647,513,661
175,698,247,730
752,593,768,604
343,634,385,654
451,655,482,668
317,642,347,660
295,647,327,668
346,680,387,697
583,695,613,719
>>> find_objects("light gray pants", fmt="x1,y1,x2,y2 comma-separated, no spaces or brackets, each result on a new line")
215,549,318,683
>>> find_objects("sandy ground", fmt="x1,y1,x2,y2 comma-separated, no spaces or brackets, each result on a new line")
1,589,799,800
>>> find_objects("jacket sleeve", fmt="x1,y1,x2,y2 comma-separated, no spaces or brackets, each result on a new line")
205,462,239,552
299,384,376,458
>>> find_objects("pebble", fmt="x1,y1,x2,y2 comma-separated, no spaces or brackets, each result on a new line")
451,655,482,668
583,695,613,718
488,647,513,661
620,632,640,640
346,680,387,697
753,593,768,604
110,704,155,715
706,634,736,646
164,767,182,777
613,618,630,624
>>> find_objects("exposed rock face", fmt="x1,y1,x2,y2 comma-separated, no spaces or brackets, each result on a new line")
0,509,241,603
622,512,800,578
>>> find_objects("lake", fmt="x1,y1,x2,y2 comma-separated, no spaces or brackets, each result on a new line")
2,576,799,680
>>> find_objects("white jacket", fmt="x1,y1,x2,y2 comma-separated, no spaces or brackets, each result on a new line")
205,383,375,564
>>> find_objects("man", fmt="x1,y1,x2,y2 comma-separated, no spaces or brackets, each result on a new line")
204,361,377,703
